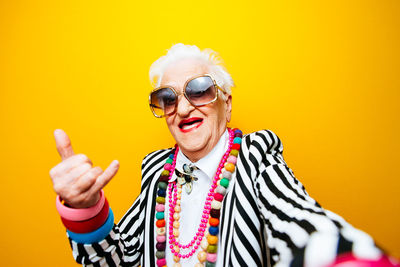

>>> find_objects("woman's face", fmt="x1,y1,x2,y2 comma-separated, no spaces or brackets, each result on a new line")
161,58,232,162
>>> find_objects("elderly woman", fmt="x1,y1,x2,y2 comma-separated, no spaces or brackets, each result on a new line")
50,44,394,267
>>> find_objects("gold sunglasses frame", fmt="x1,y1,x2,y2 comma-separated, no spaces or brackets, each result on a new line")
149,74,226,118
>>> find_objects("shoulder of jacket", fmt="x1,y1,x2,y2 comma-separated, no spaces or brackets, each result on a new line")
242,129,284,156
141,147,173,170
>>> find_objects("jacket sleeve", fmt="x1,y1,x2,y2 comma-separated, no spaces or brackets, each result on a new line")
241,130,383,267
67,194,144,267
66,149,167,267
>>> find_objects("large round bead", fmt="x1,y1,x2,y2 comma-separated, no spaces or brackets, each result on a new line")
156,212,164,220
210,209,220,218
198,251,207,262
206,253,217,263
156,219,165,227
233,137,242,144
156,196,165,204
231,143,240,151
156,227,165,235
155,250,165,259
234,128,242,133
222,171,232,180
159,175,169,183
207,235,218,245
158,182,167,190
156,258,166,267
214,193,224,202
155,204,165,212
173,212,180,220
209,218,219,227
220,178,229,188
230,149,239,157
156,235,166,242
157,189,166,197
224,163,235,172
227,155,237,164
164,163,172,170
200,238,209,250
173,221,180,228
209,226,219,235
207,245,217,253
211,200,222,210
156,242,166,251
216,186,226,195
173,228,179,237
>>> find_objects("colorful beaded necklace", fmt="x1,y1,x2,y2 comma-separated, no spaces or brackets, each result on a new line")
155,128,243,267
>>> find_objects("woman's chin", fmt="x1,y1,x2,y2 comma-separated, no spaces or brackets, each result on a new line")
179,141,206,153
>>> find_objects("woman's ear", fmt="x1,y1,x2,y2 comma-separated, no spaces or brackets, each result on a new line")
226,94,232,122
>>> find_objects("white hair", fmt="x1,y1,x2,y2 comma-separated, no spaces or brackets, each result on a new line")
149,43,234,96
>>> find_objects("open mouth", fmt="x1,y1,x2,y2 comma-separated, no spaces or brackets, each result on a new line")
178,117,203,132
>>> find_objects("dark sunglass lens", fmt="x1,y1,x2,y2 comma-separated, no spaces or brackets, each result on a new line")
185,76,216,105
150,88,176,116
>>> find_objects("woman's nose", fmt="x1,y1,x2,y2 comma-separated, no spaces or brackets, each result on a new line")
176,94,195,117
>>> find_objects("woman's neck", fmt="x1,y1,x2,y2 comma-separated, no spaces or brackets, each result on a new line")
179,129,228,163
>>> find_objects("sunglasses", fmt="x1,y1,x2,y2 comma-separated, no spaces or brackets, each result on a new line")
149,74,226,118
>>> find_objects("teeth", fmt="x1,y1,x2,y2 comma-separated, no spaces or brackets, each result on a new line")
182,121,200,130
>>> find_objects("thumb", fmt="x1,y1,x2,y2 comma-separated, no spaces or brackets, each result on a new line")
54,129,75,161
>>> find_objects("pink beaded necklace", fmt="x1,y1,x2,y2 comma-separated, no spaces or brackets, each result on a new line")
155,128,243,267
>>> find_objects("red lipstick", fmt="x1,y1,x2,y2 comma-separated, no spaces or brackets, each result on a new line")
178,117,203,133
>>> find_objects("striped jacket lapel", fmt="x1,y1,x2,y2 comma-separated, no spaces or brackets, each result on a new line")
140,149,172,266
143,173,158,266
225,133,271,267
219,170,237,266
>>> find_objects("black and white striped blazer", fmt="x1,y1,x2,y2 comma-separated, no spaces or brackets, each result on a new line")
68,130,382,267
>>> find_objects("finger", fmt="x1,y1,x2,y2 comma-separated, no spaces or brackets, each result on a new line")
50,154,93,179
90,160,119,193
54,129,75,161
77,166,103,192
68,162,92,180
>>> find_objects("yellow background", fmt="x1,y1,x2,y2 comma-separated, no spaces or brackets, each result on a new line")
0,0,399,265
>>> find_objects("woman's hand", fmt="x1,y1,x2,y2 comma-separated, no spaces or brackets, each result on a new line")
49,129,119,208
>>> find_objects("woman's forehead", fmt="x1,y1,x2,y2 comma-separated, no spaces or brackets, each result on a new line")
161,58,210,88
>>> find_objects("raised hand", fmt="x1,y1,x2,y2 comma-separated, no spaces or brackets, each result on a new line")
49,129,119,208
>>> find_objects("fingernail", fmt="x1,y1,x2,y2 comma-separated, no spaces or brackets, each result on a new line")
113,160,119,165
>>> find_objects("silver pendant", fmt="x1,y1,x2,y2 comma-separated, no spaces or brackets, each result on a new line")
175,163,199,194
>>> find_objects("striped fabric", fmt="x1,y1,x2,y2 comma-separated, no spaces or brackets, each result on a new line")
67,130,382,267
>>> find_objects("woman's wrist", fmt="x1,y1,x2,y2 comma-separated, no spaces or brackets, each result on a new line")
62,192,100,209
